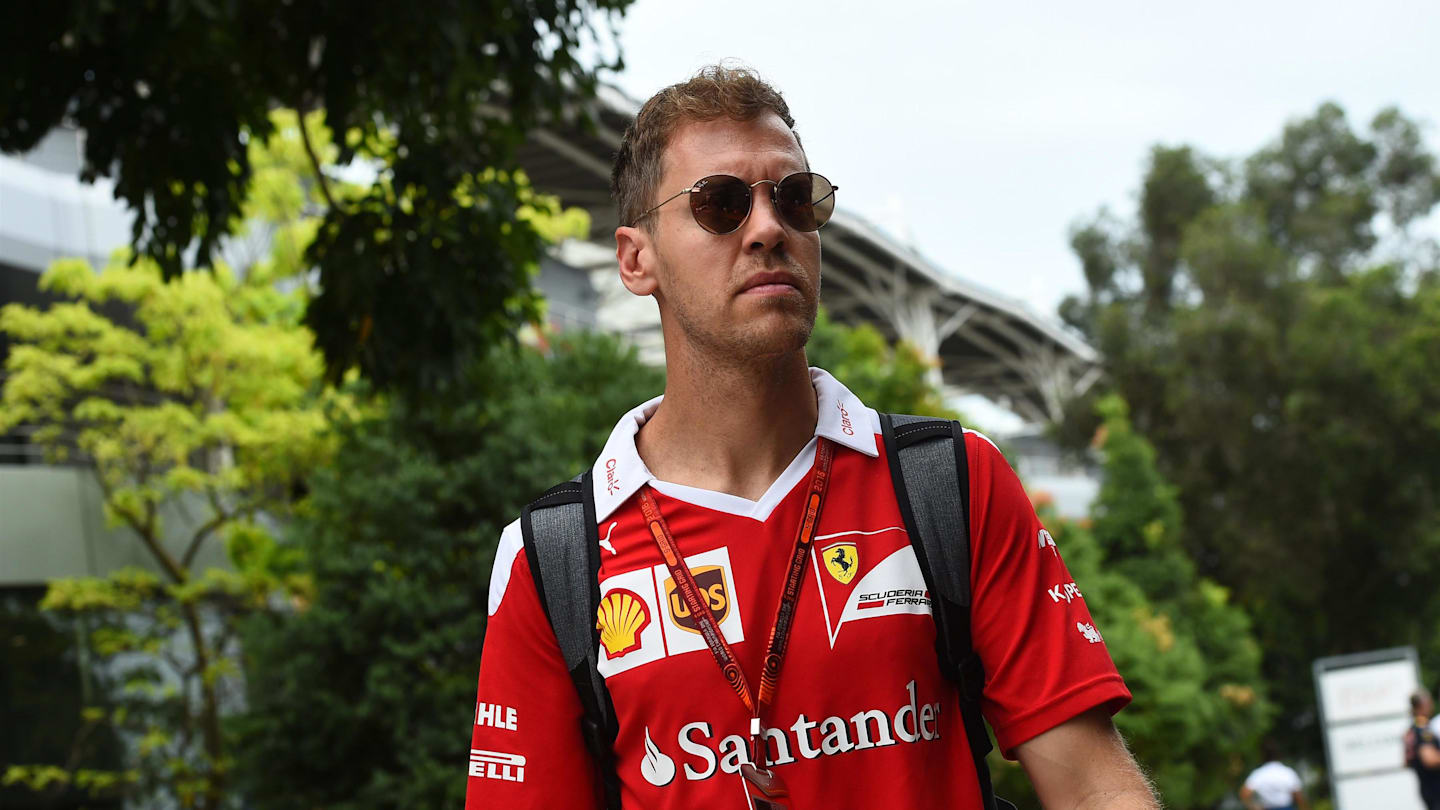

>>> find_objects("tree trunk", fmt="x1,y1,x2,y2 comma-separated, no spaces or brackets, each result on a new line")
182,601,225,810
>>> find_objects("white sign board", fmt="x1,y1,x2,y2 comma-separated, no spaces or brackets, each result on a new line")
1314,648,1424,810
1334,769,1423,810
1326,717,1414,777
1319,659,1420,723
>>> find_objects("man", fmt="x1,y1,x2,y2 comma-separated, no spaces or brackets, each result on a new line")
465,65,1157,809
1238,739,1308,810
1405,689,1440,810
1432,681,1440,738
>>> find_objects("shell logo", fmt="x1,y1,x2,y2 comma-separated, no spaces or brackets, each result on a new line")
597,588,651,658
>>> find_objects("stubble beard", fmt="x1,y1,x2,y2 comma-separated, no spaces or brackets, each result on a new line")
664,265,819,372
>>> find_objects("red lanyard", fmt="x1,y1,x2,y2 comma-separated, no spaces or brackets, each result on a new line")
637,438,835,777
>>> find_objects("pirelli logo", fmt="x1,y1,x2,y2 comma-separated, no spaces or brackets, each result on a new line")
469,749,525,783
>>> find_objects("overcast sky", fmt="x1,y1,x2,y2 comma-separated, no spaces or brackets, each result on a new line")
607,0,1440,320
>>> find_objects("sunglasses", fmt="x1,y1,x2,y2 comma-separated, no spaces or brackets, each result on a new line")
632,172,838,235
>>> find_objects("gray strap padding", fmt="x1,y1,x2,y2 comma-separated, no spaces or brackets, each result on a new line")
520,473,621,809
527,499,599,674
889,414,971,607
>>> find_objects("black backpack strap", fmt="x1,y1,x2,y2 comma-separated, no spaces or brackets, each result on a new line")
880,413,1011,810
519,470,622,810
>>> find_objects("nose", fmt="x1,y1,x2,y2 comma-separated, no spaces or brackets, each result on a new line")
741,181,786,254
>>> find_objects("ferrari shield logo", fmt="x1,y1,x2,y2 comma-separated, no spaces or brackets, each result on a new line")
822,542,859,585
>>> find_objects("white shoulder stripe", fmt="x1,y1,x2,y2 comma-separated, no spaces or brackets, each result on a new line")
963,428,1002,455
487,519,524,617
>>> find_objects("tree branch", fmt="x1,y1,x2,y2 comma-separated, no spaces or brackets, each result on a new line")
182,489,269,569
181,489,231,569
94,469,189,585
296,106,339,213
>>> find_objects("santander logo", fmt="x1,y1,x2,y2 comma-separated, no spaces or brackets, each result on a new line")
605,458,621,495
837,402,855,436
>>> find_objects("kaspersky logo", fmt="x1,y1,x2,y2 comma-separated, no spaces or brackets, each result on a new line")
640,680,942,787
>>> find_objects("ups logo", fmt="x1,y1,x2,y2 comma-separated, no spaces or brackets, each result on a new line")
664,566,730,633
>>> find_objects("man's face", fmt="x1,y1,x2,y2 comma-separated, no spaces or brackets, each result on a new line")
639,112,822,363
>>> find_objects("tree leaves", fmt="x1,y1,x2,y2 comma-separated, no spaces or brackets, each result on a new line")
1062,101,1440,761
1,0,633,397
0,115,349,810
230,334,664,810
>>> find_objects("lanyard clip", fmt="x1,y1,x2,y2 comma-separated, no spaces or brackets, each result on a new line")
749,716,767,768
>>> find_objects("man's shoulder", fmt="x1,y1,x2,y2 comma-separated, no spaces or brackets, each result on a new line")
487,519,526,617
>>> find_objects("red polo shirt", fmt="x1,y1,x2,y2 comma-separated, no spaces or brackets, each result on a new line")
466,369,1129,808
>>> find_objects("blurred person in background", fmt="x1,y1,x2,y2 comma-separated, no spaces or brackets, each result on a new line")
1238,739,1308,810
1406,689,1440,810
1432,681,1440,738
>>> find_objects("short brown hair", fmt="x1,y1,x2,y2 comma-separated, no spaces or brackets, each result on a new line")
611,65,801,230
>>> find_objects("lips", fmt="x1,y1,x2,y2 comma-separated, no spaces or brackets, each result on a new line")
738,271,803,295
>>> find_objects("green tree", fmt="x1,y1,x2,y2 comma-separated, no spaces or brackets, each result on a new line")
806,309,957,417
229,333,664,810
0,590,126,810
992,396,1270,810
1058,102,1440,756
228,305,958,808
0,0,632,396
0,253,337,810
0,113,350,809
1,101,594,808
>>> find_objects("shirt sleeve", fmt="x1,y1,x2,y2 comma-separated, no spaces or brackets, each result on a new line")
465,520,600,810
964,432,1132,757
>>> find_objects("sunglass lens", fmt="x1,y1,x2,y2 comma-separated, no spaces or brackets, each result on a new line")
690,176,752,234
777,173,836,232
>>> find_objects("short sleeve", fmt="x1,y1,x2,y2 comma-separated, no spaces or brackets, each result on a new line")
465,521,600,809
964,432,1131,757
1285,766,1303,792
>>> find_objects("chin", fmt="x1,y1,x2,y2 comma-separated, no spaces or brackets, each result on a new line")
736,313,815,358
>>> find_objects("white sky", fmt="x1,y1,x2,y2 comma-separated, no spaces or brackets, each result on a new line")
608,0,1440,320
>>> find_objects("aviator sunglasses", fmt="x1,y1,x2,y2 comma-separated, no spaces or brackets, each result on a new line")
632,172,838,234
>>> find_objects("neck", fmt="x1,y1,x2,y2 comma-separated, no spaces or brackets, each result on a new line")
638,348,817,501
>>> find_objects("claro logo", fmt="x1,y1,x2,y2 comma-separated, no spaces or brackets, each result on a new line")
836,402,855,435
605,458,621,495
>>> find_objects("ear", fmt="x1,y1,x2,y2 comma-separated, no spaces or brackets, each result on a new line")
615,225,659,297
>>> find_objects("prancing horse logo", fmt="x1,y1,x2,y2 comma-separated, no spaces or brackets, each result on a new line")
822,542,859,585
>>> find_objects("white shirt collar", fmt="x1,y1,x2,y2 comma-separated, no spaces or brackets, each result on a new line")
589,367,879,521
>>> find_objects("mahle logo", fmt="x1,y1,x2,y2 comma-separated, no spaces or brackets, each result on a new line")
597,588,651,658
664,566,730,633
